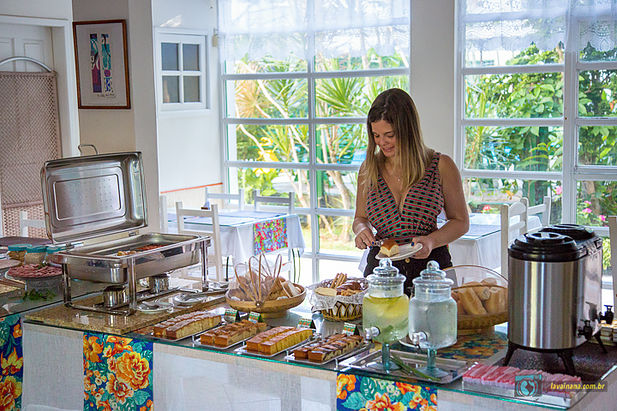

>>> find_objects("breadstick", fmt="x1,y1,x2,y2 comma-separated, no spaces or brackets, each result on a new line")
484,287,507,313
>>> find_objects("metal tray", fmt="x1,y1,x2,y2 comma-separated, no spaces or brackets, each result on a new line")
284,339,372,367
148,315,223,342
339,349,468,384
192,323,270,351
235,332,314,358
461,380,584,408
41,152,146,244
53,233,206,283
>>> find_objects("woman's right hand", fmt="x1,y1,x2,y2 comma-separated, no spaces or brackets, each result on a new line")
354,227,375,249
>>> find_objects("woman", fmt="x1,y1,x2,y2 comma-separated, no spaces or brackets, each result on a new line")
353,88,469,293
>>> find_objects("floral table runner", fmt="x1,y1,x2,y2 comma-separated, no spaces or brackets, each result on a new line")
83,332,153,410
0,314,23,410
337,373,437,411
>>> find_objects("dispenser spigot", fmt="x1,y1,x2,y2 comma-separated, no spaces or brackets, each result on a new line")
364,327,380,341
577,320,593,340
600,305,614,325
408,331,427,347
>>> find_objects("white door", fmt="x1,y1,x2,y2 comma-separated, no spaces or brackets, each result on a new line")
0,23,53,71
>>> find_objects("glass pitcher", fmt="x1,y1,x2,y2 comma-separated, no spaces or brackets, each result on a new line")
408,260,457,349
363,258,409,344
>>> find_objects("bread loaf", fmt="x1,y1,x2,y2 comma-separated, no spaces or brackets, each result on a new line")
484,287,507,313
165,313,221,340
246,326,312,354
293,334,363,363
246,326,294,352
380,239,399,256
459,287,487,315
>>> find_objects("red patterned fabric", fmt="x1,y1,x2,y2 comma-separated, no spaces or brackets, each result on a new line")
367,152,443,244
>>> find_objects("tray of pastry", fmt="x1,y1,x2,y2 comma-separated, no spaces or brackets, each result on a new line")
284,333,371,366
234,326,314,358
149,310,223,342
193,320,269,350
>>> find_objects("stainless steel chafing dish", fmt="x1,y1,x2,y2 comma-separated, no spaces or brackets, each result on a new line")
41,152,209,315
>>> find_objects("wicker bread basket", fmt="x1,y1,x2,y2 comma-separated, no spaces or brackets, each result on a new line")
444,265,508,332
308,277,368,322
226,284,306,316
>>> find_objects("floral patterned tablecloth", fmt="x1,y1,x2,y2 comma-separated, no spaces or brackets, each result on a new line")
337,373,437,411
0,314,22,411
83,332,153,411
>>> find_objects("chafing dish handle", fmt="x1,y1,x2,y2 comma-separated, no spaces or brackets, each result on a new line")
200,239,209,292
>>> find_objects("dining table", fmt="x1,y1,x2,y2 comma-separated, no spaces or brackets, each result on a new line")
167,209,305,269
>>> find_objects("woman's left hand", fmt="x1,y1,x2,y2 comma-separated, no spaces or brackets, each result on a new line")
411,235,435,259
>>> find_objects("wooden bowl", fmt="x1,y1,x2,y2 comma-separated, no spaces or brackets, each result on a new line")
225,284,306,318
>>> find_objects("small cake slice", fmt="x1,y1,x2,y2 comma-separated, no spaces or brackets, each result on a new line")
380,239,399,256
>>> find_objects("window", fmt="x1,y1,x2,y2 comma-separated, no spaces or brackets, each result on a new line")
218,0,410,282
157,32,208,110
457,1,617,236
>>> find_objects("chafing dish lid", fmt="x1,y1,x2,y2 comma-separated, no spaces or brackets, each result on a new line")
41,152,147,244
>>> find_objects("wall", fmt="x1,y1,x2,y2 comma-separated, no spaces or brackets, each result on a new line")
152,0,221,193
410,0,456,158
72,0,160,230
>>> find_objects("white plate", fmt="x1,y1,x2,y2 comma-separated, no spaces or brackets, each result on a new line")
376,243,423,261
172,293,208,306
136,301,172,314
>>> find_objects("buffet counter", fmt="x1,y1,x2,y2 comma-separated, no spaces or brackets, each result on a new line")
16,298,617,411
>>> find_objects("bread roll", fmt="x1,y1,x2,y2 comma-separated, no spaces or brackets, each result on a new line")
380,239,399,256
481,278,498,285
459,287,487,315
484,287,507,313
473,286,491,301
452,290,466,315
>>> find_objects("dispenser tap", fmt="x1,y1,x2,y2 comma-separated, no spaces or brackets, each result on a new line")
577,320,593,340
364,327,380,341
408,331,427,347
599,305,614,325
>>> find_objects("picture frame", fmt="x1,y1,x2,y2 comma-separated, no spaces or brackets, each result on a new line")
73,19,131,109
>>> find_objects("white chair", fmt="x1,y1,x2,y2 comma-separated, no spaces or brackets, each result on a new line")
527,195,552,229
19,210,46,237
253,189,294,213
159,195,169,233
205,187,245,210
175,201,223,281
609,216,617,309
500,197,529,279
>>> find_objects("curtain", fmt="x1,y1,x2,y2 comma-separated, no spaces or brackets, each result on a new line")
460,0,617,65
218,0,410,62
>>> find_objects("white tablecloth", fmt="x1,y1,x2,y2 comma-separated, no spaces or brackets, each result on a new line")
358,213,541,272
169,210,305,266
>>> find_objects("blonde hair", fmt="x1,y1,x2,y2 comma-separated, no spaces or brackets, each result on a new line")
362,88,432,190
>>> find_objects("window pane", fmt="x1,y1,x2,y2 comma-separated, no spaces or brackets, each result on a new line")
464,177,561,224
235,167,309,209
579,70,617,117
318,215,357,256
579,126,617,166
226,79,308,118
224,50,307,74
162,76,179,103
464,126,562,171
465,74,563,118
182,44,200,71
316,124,367,165
318,259,363,281
315,76,408,117
314,26,409,72
183,76,200,102
161,43,179,71
228,124,309,162
577,181,617,227
315,170,357,210
579,20,617,62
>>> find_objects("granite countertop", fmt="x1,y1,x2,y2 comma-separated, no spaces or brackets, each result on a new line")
25,291,226,335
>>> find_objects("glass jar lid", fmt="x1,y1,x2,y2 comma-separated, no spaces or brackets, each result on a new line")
413,260,453,291
8,244,31,251
366,258,406,286
26,245,47,253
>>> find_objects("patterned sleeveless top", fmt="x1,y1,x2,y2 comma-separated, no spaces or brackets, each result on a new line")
367,152,443,244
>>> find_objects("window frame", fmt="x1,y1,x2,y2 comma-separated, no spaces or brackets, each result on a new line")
219,52,410,283
455,11,617,236
155,30,209,111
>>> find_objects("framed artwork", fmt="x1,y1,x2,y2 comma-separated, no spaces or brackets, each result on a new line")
73,20,131,109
